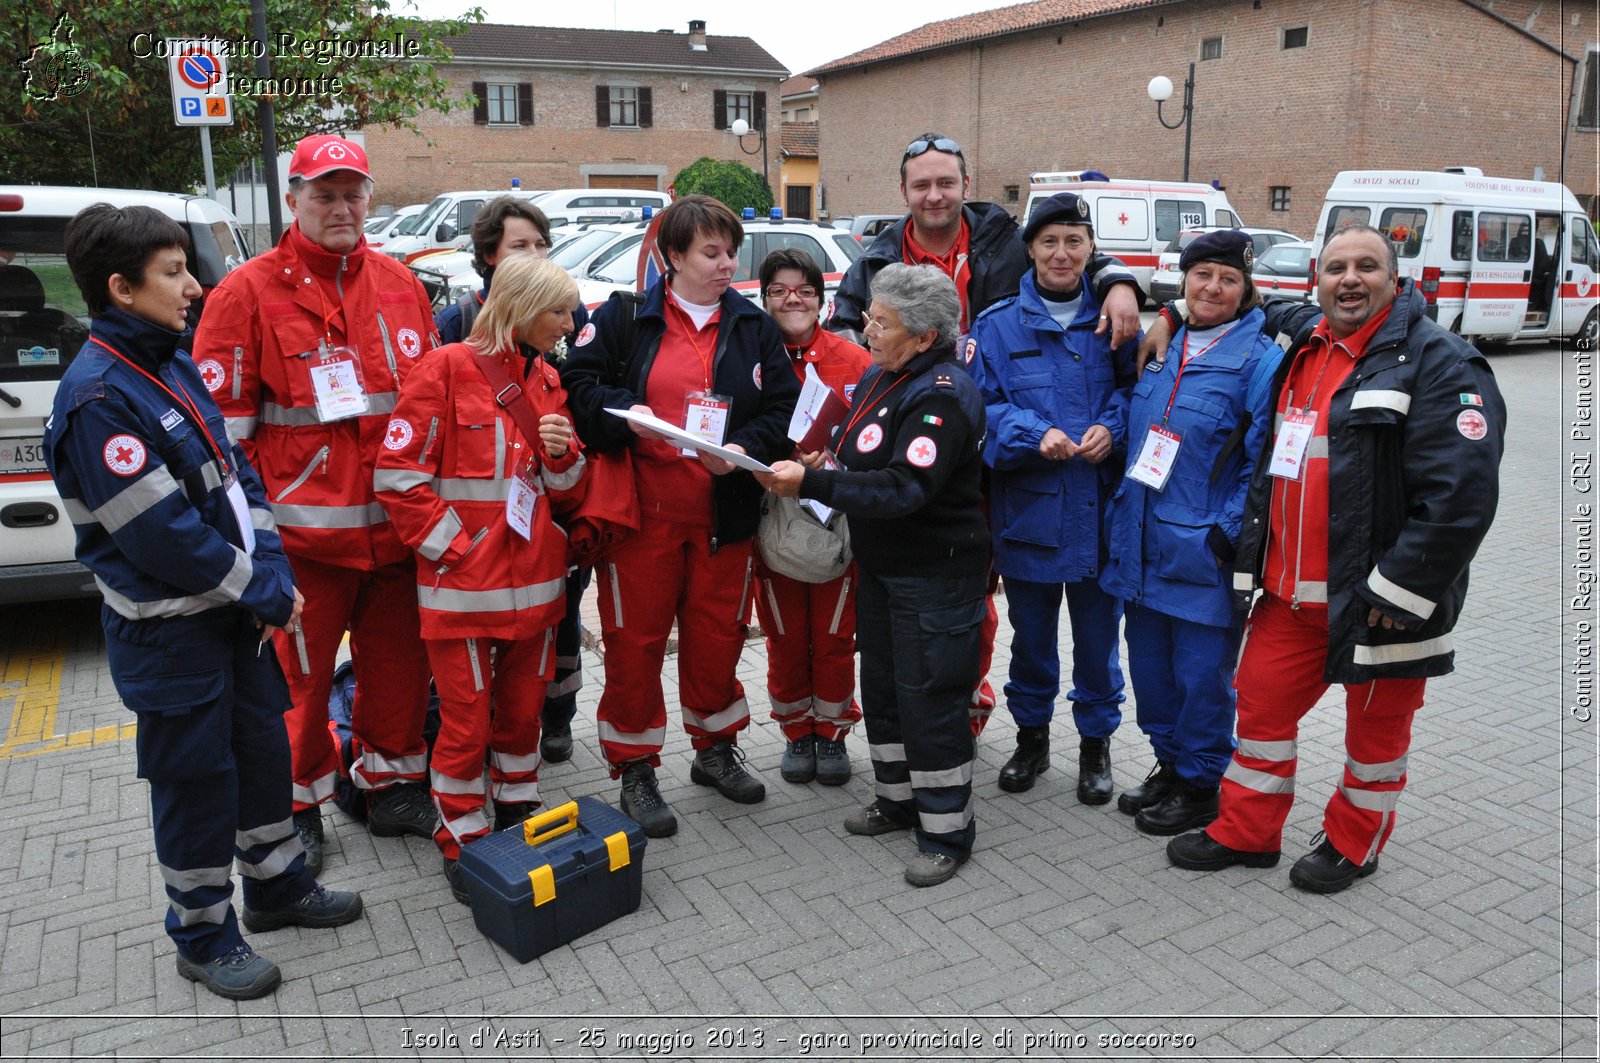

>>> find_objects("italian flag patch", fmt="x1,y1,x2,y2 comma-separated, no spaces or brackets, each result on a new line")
922,414,943,425
1459,393,1483,406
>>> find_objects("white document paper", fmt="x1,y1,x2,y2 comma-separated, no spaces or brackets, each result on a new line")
604,407,775,473
789,364,827,442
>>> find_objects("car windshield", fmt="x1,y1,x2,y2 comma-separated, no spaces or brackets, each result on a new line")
550,229,625,270
409,196,453,238
1258,244,1311,274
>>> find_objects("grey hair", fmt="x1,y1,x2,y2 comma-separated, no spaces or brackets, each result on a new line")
870,263,961,350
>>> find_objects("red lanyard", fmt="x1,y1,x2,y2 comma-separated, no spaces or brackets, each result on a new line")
667,295,718,389
1160,324,1234,424
89,336,231,470
841,369,908,441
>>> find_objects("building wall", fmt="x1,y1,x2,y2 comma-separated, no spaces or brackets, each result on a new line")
818,0,1597,238
779,155,819,218
363,63,782,205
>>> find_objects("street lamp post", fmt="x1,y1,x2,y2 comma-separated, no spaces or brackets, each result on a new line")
1146,61,1196,183
730,117,770,203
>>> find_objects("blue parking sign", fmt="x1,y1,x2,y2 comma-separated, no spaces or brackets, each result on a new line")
180,97,200,117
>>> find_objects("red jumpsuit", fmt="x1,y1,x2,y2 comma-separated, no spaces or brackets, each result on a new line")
194,227,437,810
755,328,870,741
373,342,582,859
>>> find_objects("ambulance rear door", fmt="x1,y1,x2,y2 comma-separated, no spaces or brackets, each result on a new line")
1460,209,1533,336
1559,217,1600,339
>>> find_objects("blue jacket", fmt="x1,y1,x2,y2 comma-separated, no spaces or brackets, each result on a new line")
967,272,1139,583
44,309,295,636
1100,307,1283,628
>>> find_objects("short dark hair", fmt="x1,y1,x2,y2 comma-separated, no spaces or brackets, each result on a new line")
758,247,823,294
470,196,552,282
656,194,743,277
65,204,190,316
899,131,967,184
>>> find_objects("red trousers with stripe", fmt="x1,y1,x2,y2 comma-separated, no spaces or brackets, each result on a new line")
755,566,861,741
1208,594,1425,864
276,555,430,811
425,632,553,859
595,519,754,772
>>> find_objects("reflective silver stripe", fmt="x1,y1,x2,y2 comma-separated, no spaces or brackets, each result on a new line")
875,780,913,801
260,402,322,427
197,463,223,493
490,749,542,775
548,671,581,698
555,653,579,670
93,466,180,533
420,416,439,463
273,445,329,501
426,576,566,614
231,347,243,401
218,548,253,601
762,580,785,636
60,495,92,525
373,467,432,493
1274,331,1292,350
172,898,231,927
430,768,488,796
685,696,750,734
418,506,463,561
439,808,490,843
466,638,484,692
291,772,337,806
1366,566,1436,620
543,452,584,491
95,576,229,620
1233,571,1255,592
353,750,428,779
736,557,754,620
812,695,854,724
1352,634,1453,666
492,780,541,802
159,861,232,893
236,816,294,850
494,418,506,481
919,805,974,835
272,500,390,529
436,477,509,502
769,696,810,720
235,835,301,880
225,415,258,442
1223,761,1295,794
598,721,665,746
909,761,974,789
828,576,851,635
250,506,277,533
1347,754,1408,783
1338,782,1403,813
1294,580,1328,604
1306,436,1328,460
1237,738,1297,762
869,742,906,764
537,627,552,676
1350,389,1412,415
607,562,624,628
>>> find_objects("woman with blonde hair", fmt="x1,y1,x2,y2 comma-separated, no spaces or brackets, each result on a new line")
375,255,586,900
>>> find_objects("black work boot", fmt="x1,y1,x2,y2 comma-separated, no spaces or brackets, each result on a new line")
1289,833,1378,894
367,782,438,839
1076,736,1113,805
690,741,766,804
1117,761,1179,816
998,725,1050,793
619,762,677,837
540,717,573,763
1134,778,1220,835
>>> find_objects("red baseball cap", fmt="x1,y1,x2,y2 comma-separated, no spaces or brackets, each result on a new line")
288,135,371,181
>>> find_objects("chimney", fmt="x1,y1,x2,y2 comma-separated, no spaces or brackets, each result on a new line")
688,19,707,51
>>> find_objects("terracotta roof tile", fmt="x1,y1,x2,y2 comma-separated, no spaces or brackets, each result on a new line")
781,122,819,156
809,0,1165,75
444,23,786,74
780,74,819,97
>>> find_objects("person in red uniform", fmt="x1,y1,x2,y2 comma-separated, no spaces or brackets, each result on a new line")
192,135,439,874
561,195,800,838
1161,224,1506,892
374,256,584,900
753,248,871,786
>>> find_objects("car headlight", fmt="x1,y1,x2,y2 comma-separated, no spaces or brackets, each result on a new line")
387,250,408,262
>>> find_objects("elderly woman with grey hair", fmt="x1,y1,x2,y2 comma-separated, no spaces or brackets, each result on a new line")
756,264,988,887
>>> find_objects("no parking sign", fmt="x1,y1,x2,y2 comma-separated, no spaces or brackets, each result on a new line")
167,39,232,126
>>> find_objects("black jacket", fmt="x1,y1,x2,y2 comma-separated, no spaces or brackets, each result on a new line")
1234,283,1507,682
561,282,800,548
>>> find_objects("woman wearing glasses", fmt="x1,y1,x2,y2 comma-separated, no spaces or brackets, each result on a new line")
752,249,870,787
758,264,987,888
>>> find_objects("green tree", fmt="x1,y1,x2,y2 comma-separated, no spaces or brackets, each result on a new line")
672,157,773,217
2,1,480,192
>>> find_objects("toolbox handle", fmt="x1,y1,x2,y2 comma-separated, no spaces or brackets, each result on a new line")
522,800,580,848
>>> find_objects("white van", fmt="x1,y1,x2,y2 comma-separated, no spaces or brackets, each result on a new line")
1314,167,1600,346
532,188,670,219
381,187,545,264
1025,171,1244,299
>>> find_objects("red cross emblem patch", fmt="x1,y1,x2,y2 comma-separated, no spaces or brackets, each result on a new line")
103,434,147,476
197,359,225,393
907,435,937,468
398,328,422,358
856,423,883,453
384,418,414,451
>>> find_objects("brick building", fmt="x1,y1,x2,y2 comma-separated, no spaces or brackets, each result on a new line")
811,0,1599,239
779,74,821,219
362,20,785,207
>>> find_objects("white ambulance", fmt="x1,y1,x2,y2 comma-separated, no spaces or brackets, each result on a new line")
1025,171,1245,300
1313,168,1599,347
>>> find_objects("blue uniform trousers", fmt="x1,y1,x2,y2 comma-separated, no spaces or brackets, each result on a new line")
540,566,591,731
1001,576,1125,737
1123,601,1241,787
856,569,986,859
117,610,314,963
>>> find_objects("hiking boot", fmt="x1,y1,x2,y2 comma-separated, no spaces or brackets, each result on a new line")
176,943,281,1000
368,782,438,839
1118,761,1179,815
813,737,852,786
1167,830,1280,871
442,857,470,905
540,718,573,764
690,741,766,804
843,802,910,836
903,850,965,888
493,801,536,832
619,762,677,837
1289,833,1379,894
1134,778,1220,836
241,884,364,933
292,807,324,878
779,735,817,783
1077,736,1114,805
998,725,1050,793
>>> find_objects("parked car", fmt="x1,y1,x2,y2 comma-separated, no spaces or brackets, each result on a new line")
364,203,426,248
0,185,251,603
1250,239,1315,301
1148,226,1300,302
838,214,901,242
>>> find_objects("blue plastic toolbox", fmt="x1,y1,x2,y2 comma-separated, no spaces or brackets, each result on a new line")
458,796,647,963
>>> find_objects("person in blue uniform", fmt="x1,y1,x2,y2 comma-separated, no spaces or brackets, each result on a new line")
44,205,363,1000
1100,229,1284,835
757,264,988,888
965,193,1139,804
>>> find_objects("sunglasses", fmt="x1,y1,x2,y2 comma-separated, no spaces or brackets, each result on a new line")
903,137,962,160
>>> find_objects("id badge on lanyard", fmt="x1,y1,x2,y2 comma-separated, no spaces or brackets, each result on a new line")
506,460,543,540
1128,425,1182,491
1268,409,1317,480
681,389,731,458
308,339,371,422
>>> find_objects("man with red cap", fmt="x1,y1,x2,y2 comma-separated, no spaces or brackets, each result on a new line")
193,135,440,873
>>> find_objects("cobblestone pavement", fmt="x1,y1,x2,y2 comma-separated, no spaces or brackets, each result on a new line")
0,342,1592,1061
